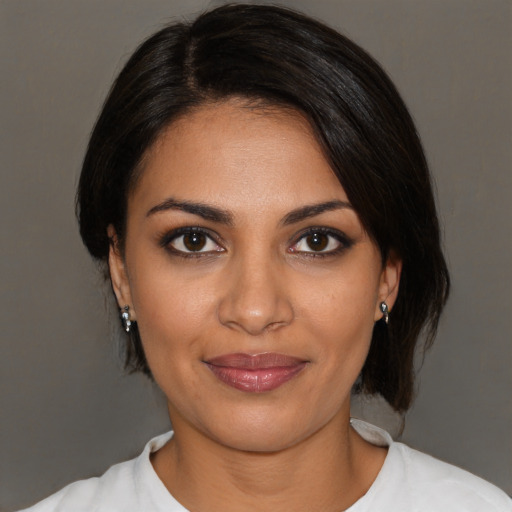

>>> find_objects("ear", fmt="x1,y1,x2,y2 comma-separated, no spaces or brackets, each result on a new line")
374,250,402,322
107,225,135,319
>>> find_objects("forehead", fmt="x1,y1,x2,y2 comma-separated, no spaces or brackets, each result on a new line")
131,100,348,214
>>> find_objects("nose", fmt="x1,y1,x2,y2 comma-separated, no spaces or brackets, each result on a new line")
217,252,294,336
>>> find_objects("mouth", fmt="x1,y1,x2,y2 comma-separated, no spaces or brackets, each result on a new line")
204,353,308,393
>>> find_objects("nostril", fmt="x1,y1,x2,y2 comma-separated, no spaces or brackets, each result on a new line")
217,293,294,335
216,260,294,334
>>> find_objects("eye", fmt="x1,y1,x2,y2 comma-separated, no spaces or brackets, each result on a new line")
165,228,224,255
290,229,350,255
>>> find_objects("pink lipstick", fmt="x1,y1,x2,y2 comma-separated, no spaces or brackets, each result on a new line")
204,353,307,392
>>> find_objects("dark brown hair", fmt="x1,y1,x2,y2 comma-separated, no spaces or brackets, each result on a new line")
77,3,450,412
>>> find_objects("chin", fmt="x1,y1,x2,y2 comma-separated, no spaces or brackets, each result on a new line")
215,426,305,454
201,403,326,454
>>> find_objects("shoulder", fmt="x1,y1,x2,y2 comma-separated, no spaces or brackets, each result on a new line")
394,442,512,511
350,419,511,512
18,431,175,512
17,458,137,512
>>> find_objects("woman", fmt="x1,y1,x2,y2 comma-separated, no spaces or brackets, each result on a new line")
20,4,511,511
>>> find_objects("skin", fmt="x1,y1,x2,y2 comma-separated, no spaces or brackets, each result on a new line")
109,99,401,511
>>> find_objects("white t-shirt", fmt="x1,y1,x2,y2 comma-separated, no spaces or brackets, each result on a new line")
19,419,511,511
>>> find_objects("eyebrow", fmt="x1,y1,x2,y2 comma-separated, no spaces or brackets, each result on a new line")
282,200,353,225
146,198,234,226
146,197,352,226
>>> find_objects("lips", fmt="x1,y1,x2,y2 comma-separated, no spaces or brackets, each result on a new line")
204,353,307,393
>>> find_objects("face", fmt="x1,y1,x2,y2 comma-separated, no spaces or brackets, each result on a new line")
109,100,400,452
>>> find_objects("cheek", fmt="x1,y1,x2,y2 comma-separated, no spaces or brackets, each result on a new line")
299,267,380,334
296,265,380,379
131,277,214,407
127,259,220,358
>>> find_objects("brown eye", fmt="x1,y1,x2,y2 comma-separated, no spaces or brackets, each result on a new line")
291,229,348,255
183,232,207,251
305,232,329,251
167,229,223,254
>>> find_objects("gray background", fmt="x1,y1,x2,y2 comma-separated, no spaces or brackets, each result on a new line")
1,0,511,509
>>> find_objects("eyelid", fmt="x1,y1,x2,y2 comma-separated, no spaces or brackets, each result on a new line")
159,225,352,258
289,227,353,254
160,226,225,255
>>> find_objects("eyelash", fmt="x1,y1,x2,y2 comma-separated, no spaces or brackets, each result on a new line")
289,227,353,258
159,226,353,259
159,227,224,259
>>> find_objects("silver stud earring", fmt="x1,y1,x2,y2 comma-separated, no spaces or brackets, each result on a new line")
379,302,389,325
121,305,132,333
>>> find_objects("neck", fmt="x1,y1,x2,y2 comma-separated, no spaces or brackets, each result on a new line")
151,410,386,512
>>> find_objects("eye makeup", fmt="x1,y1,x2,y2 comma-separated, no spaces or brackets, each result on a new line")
288,226,355,259
157,223,354,262
158,226,225,259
